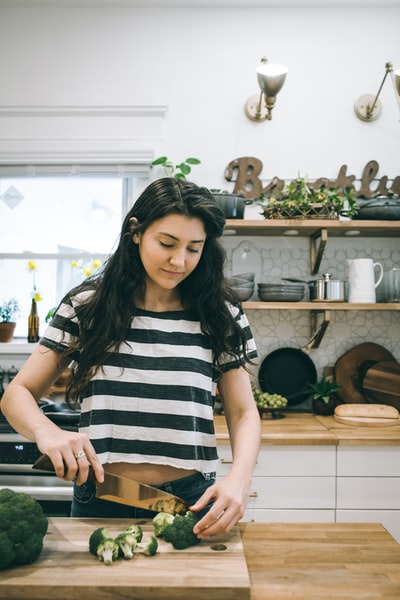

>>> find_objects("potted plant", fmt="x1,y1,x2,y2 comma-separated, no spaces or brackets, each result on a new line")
151,156,201,179
259,176,358,220
306,378,342,416
0,298,20,342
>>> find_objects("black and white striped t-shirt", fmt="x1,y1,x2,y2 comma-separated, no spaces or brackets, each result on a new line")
40,290,257,476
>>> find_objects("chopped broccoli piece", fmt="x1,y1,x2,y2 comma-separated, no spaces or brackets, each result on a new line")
96,537,119,565
89,527,109,556
152,512,175,537
125,523,143,542
115,532,137,559
137,535,158,557
163,510,201,550
0,488,48,570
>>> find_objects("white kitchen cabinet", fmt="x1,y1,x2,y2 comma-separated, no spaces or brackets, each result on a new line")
336,446,400,542
218,443,400,541
217,444,336,523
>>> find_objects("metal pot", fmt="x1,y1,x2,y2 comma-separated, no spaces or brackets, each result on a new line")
284,273,345,302
310,273,345,302
211,191,252,219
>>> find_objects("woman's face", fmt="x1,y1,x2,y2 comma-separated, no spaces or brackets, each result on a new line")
133,213,206,291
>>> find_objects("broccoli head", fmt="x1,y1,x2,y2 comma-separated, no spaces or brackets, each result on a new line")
152,512,175,538
89,527,109,556
137,535,158,557
96,537,119,565
115,532,137,559
163,510,201,550
0,488,48,570
125,523,143,542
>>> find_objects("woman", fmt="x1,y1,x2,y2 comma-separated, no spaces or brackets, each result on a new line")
1,177,260,538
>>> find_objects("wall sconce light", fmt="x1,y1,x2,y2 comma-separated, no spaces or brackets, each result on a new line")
245,57,288,122
354,62,400,122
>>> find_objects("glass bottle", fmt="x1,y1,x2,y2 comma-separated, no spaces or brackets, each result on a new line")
0,367,4,400
28,298,39,343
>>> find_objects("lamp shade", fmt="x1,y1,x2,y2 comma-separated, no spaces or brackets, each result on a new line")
256,63,288,97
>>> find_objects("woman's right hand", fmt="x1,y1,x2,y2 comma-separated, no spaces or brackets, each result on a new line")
0,347,104,486
35,426,104,486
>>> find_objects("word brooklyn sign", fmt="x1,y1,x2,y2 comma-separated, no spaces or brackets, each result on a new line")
224,157,400,200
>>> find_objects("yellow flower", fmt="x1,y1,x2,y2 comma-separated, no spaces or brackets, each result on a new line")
72,258,102,278
27,260,42,301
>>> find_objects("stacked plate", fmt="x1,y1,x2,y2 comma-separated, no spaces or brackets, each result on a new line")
258,282,305,302
225,272,255,301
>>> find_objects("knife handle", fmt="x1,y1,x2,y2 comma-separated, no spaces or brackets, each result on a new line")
33,453,96,482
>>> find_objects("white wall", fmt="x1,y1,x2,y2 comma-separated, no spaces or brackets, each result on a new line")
0,3,399,188
0,1,399,393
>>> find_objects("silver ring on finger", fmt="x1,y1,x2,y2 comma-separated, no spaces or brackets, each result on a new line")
74,450,86,460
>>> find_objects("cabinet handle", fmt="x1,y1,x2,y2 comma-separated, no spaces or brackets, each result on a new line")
248,492,258,498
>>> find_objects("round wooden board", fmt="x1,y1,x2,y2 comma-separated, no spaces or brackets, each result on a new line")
334,343,396,404
334,414,400,427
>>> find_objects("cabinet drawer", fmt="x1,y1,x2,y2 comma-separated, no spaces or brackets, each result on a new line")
337,477,400,509
249,476,335,509
242,508,335,523
337,447,400,477
217,445,336,477
336,509,400,544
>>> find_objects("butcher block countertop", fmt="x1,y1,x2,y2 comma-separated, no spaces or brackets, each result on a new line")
214,413,400,446
1,519,399,600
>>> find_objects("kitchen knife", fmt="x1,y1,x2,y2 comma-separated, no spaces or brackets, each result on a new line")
32,454,189,515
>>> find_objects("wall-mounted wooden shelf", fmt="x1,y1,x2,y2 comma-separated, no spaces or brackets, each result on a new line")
243,302,400,310
224,219,400,274
224,219,400,237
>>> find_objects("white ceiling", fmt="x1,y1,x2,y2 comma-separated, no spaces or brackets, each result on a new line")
1,0,399,7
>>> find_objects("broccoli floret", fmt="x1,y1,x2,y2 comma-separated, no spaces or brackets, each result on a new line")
125,523,143,542
0,531,16,570
163,510,201,550
115,532,137,559
152,512,175,538
0,488,48,570
96,537,119,565
88,527,110,556
137,535,158,557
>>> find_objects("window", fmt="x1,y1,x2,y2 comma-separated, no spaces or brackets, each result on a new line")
0,169,140,338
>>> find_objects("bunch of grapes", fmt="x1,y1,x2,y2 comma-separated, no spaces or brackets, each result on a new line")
252,387,288,409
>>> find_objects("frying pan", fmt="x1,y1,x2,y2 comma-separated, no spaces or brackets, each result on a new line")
258,319,329,406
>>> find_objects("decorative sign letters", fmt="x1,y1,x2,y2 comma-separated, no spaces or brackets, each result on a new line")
224,157,400,200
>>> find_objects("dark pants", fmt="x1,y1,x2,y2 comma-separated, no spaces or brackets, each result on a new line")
71,471,215,519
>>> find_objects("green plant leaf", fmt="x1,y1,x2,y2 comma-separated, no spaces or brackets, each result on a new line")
178,163,191,175
151,156,168,166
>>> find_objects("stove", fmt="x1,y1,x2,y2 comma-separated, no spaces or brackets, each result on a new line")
0,407,77,516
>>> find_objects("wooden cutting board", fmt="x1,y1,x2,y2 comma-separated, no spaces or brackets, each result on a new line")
0,517,251,600
334,414,400,427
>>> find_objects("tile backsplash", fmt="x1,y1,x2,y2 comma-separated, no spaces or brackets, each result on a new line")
223,234,400,390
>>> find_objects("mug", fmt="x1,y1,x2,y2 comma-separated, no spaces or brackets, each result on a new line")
347,258,384,303
386,267,400,303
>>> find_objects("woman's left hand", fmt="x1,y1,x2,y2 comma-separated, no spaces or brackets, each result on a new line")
190,474,250,538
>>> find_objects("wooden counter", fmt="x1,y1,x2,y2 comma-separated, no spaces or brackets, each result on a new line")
1,519,399,599
240,521,400,600
214,413,400,446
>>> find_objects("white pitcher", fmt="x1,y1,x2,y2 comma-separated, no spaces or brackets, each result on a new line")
347,258,384,303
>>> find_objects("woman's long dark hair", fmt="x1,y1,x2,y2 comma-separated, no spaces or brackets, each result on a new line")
62,177,250,402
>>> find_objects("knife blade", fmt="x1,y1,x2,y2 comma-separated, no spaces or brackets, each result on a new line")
32,454,189,515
